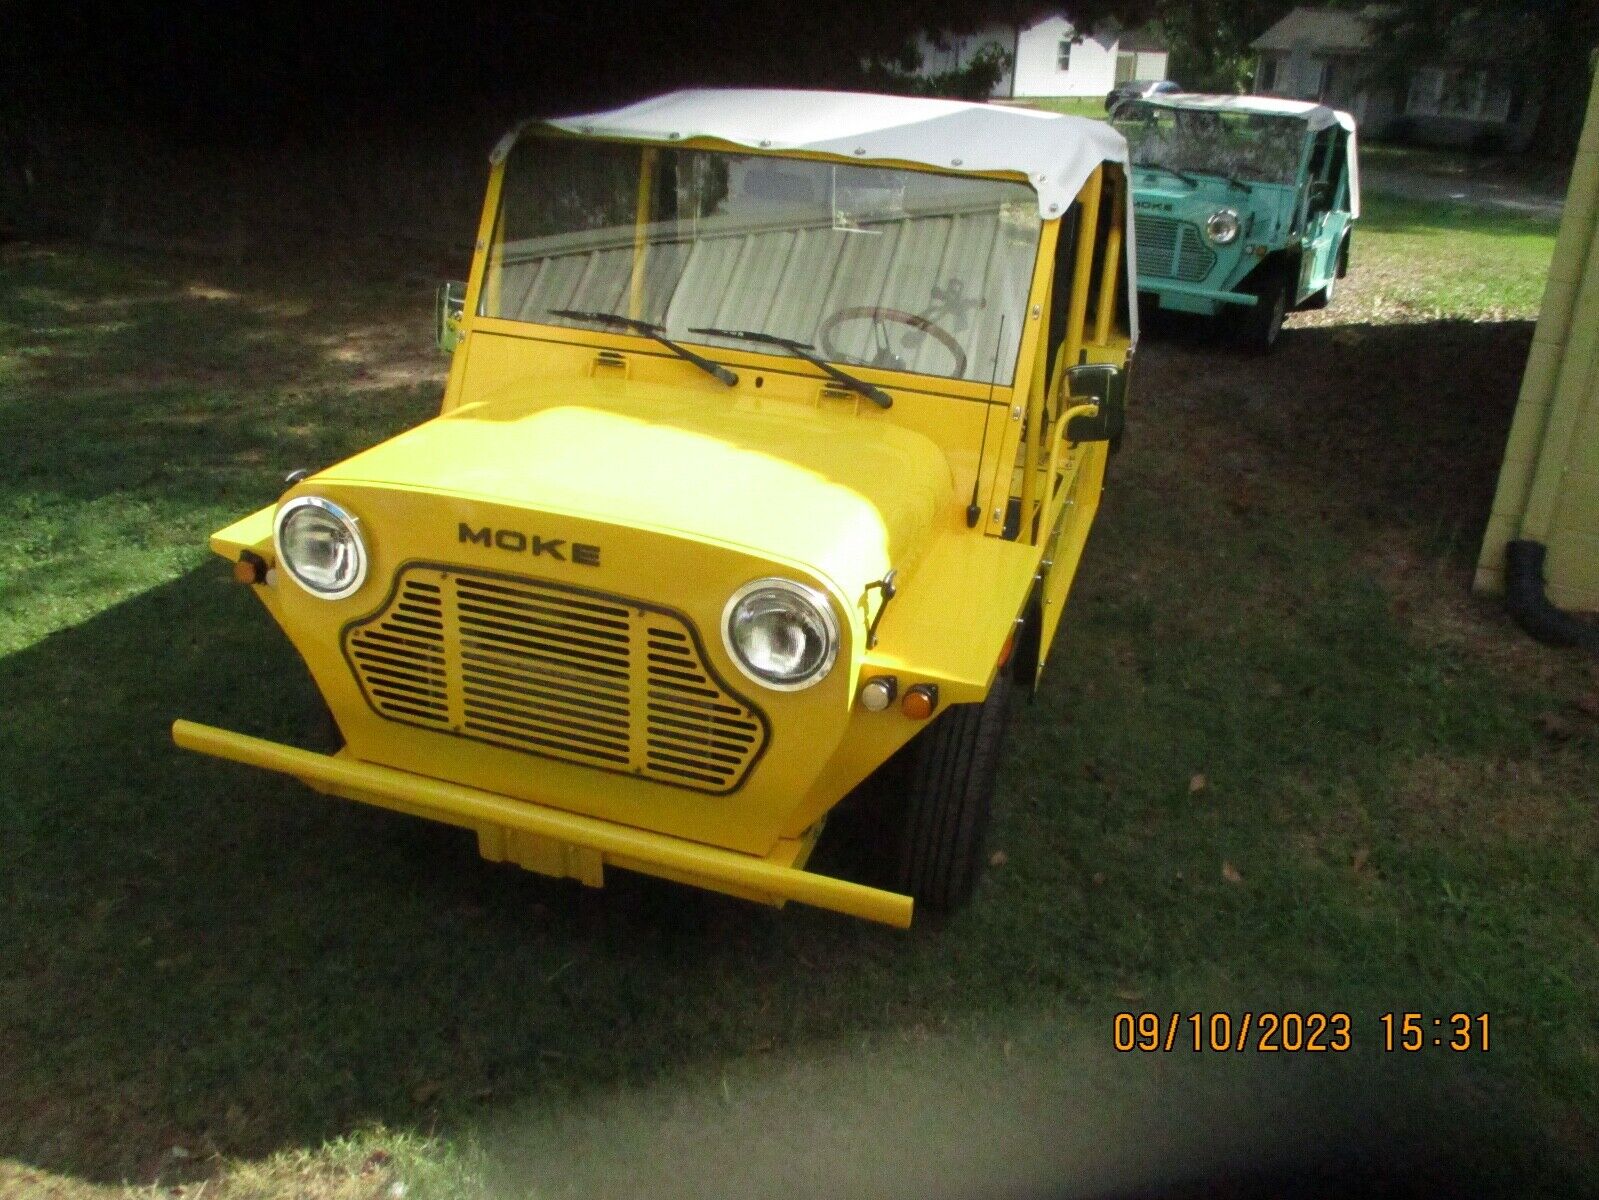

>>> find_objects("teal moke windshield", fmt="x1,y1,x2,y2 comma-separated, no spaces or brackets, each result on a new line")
1113,104,1305,187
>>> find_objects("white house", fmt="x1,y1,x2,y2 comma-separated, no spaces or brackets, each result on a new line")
1251,6,1538,149
915,14,1169,100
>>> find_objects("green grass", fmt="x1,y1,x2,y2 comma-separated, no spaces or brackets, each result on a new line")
1352,192,1560,320
1010,96,1109,120
0,204,1594,1200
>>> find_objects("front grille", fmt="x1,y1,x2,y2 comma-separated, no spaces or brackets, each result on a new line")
344,565,769,794
1134,214,1216,283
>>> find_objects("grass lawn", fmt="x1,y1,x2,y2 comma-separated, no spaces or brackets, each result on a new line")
1,189,1594,1199
1281,191,1562,327
1008,96,1109,120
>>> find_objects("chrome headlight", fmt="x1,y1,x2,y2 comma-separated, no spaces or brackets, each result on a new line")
274,496,368,599
722,578,839,691
1204,208,1241,245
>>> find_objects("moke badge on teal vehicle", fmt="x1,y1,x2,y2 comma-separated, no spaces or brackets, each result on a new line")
1112,93,1359,350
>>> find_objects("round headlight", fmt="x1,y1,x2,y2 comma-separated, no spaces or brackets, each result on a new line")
722,578,839,691
274,496,368,599
1205,208,1241,245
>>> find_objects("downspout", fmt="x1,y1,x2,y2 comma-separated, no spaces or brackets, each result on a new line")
1504,541,1599,650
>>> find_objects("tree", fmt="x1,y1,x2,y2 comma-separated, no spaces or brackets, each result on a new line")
1153,0,1304,93
1368,1,1598,158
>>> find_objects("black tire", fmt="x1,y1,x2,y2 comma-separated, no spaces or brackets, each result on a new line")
1235,270,1289,351
893,671,1014,911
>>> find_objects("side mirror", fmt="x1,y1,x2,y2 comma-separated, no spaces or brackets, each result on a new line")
1064,363,1126,443
436,281,466,353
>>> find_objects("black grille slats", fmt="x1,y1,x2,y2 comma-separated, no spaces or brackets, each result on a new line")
456,574,634,764
1134,214,1216,283
343,566,767,794
347,578,449,725
642,624,765,789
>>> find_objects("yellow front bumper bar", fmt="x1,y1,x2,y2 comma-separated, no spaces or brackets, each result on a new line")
171,720,914,928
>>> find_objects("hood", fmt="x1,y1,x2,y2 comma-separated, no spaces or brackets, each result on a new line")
317,380,954,596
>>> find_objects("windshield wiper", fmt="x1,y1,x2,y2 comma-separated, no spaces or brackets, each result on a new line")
1142,163,1199,187
687,327,892,409
1191,170,1252,194
548,309,737,387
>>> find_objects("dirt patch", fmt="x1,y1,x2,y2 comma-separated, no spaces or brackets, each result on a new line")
1392,753,1594,845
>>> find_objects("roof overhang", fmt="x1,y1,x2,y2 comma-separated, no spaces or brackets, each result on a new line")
1140,92,1357,133
495,88,1130,221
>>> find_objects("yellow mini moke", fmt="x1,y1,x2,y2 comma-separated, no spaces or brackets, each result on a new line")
174,89,1138,927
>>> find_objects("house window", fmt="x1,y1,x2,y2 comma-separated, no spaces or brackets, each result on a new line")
1058,38,1073,71
1115,51,1137,84
1407,68,1509,121
1259,58,1278,91
1406,67,1445,116
1298,59,1327,98
1482,84,1512,123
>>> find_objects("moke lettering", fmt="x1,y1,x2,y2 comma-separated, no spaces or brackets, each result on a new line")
458,523,601,567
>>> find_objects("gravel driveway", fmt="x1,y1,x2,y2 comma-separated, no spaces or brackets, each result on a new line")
1363,166,1565,217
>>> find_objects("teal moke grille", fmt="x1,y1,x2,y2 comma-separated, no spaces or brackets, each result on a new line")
1135,215,1216,283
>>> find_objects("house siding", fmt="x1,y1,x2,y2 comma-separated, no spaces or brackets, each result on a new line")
1251,6,1535,149
917,16,1167,99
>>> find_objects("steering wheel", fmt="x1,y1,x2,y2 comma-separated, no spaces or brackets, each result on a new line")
818,306,968,379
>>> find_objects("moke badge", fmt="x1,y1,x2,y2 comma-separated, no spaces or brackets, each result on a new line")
458,522,601,567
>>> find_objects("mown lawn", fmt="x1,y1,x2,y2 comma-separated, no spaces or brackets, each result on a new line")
1347,192,1563,320
1009,95,1109,120
0,189,1593,1199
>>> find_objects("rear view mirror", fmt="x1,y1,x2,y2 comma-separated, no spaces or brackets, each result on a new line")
436,280,466,353
1064,363,1126,444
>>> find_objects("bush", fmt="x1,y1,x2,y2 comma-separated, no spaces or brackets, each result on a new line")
863,41,1013,101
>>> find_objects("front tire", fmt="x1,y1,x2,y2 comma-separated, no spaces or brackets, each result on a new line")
1235,270,1289,351
893,671,1014,911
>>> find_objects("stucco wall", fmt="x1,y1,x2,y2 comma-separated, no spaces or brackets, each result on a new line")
918,18,1165,98
1014,16,1117,97
1476,71,1599,613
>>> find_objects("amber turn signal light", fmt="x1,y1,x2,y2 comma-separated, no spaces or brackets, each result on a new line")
902,683,938,720
233,552,268,585
997,630,1016,668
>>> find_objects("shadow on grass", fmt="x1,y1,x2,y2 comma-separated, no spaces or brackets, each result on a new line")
1133,314,1534,563
0,569,1582,1195
0,312,1592,1193
0,242,448,404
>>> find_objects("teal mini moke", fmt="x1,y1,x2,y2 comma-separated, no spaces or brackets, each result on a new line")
1112,93,1359,350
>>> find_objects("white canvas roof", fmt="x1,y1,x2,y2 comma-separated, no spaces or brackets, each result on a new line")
1133,92,1361,217
1143,92,1356,133
498,88,1142,344
515,88,1131,221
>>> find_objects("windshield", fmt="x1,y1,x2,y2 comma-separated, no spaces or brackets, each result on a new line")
482,136,1044,385
1112,104,1306,186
